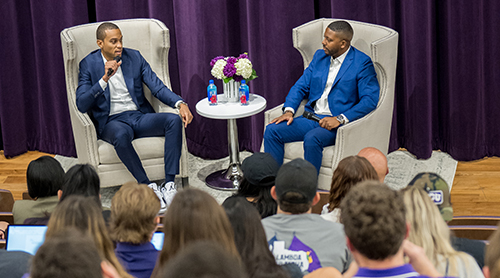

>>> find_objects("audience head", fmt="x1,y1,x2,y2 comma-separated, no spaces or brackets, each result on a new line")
407,172,453,222
158,241,248,278
328,155,378,211
31,228,120,278
46,195,131,278
357,147,388,182
402,186,459,267
272,158,319,214
341,181,407,261
237,152,280,218
26,156,64,199
110,182,160,244
60,164,100,205
485,226,500,278
157,188,239,268
222,197,289,278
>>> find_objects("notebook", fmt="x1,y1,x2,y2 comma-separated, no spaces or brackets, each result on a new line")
6,225,48,255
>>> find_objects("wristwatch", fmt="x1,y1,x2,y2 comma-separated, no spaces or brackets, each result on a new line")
176,101,188,109
336,114,347,125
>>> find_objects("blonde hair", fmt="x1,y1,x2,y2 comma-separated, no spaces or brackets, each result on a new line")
155,188,241,273
110,182,160,244
403,186,470,276
46,195,133,278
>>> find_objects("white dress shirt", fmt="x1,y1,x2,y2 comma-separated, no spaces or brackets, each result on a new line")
99,54,138,116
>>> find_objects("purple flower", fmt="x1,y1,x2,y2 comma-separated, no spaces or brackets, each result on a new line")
238,53,248,59
223,63,237,77
226,57,237,64
233,75,244,82
210,56,224,67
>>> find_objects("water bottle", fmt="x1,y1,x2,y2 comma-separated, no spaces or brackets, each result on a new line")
207,80,217,105
239,80,249,105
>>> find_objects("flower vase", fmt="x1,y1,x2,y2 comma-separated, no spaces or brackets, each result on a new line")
223,80,241,103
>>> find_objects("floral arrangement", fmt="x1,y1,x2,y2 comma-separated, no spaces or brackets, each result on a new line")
210,53,258,83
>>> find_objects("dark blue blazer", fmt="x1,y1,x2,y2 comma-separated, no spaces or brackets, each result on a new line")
284,47,379,121
76,48,183,135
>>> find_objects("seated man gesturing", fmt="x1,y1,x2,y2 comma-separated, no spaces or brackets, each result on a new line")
76,22,193,212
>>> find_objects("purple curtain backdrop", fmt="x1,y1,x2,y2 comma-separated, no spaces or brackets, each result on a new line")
1,0,500,162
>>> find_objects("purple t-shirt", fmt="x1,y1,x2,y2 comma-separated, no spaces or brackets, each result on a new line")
354,264,454,278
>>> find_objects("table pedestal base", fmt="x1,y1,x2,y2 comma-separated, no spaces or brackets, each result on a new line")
205,163,242,190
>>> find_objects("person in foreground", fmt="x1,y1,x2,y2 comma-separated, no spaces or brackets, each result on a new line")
264,20,379,172
30,228,122,278
12,156,63,224
110,182,160,278
262,158,351,274
76,22,193,211
340,180,444,278
484,223,500,278
402,186,483,277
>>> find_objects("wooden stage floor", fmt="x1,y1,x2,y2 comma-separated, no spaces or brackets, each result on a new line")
2,150,500,216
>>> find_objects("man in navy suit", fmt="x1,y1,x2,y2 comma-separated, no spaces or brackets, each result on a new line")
264,21,380,173
76,22,193,212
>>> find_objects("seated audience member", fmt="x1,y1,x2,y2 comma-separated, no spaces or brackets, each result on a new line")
403,186,484,277
484,224,500,278
262,158,351,274
59,164,101,204
408,172,485,268
228,152,280,218
357,147,388,182
158,241,248,278
0,249,32,278
110,182,160,278
321,155,378,222
45,195,133,278
12,156,64,224
222,196,298,278
340,181,442,277
30,228,121,278
153,188,241,276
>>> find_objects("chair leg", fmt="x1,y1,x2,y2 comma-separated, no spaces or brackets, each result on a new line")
181,177,189,188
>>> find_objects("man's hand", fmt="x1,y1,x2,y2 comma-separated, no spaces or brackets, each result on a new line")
402,240,442,277
178,103,193,128
319,117,340,130
270,111,294,125
102,60,122,82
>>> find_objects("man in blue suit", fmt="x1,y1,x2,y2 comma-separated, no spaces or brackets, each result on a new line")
76,22,193,211
264,21,380,173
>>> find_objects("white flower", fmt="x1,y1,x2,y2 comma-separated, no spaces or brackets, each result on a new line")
235,58,253,79
211,59,227,80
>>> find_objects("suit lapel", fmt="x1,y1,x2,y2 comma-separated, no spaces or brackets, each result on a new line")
332,47,354,89
120,50,139,105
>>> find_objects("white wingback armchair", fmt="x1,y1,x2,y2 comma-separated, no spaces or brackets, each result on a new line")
263,18,398,190
60,18,189,188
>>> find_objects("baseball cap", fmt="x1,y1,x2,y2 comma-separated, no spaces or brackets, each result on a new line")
241,152,279,187
407,172,453,222
275,158,318,203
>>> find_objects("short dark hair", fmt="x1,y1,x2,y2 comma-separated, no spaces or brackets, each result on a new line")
277,192,312,214
341,181,406,260
30,228,102,278
26,156,64,199
159,241,248,278
327,20,354,41
60,164,100,205
234,178,277,218
96,22,119,40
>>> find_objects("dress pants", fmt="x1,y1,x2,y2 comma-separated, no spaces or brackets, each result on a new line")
263,116,337,173
100,110,182,184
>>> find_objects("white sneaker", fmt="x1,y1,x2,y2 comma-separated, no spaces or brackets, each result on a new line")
161,181,177,208
148,182,167,214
